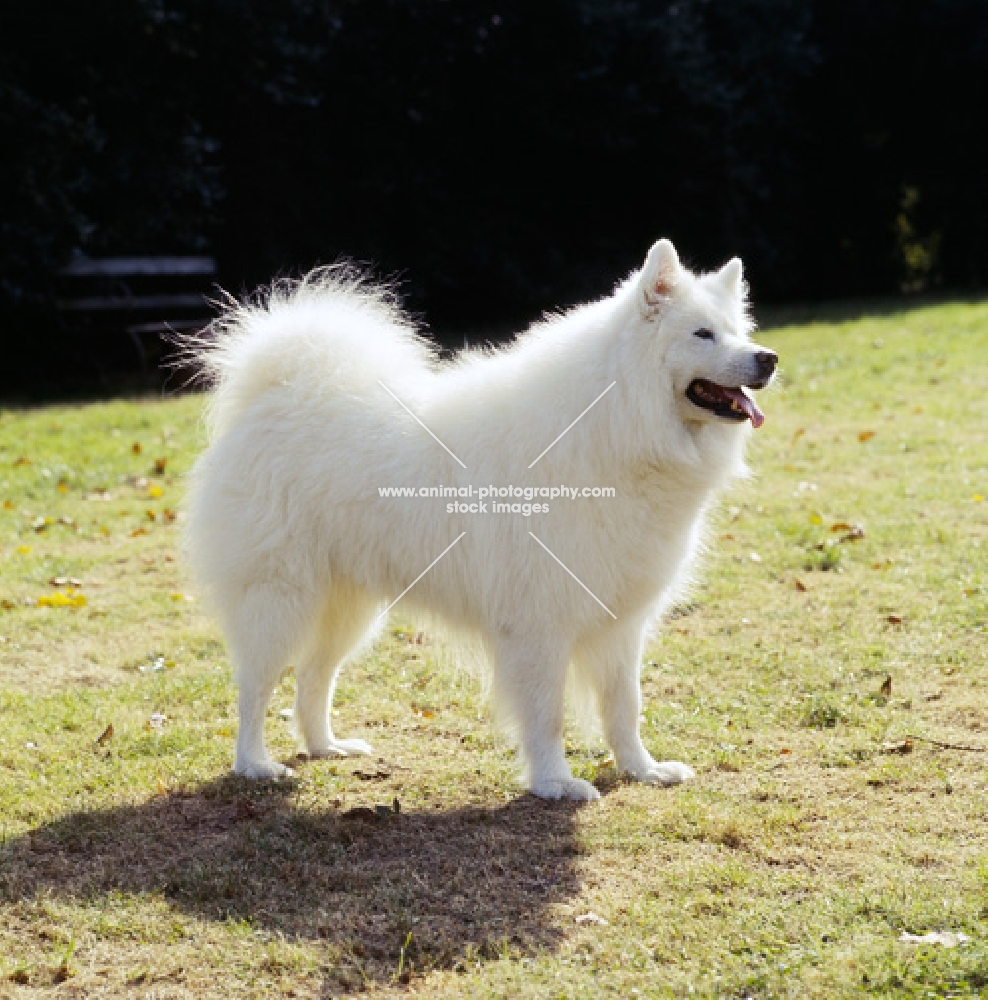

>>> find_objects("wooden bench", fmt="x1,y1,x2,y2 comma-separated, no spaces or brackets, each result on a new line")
56,255,218,381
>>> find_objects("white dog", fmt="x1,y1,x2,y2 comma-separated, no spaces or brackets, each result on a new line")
184,239,776,800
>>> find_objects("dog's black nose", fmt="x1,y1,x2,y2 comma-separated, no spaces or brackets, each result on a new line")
755,350,778,380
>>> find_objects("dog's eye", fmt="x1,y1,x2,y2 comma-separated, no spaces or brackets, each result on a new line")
693,328,716,341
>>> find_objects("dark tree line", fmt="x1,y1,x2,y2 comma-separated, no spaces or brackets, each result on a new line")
1,0,986,387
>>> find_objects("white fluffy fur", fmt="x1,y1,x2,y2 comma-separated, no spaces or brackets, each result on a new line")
184,240,775,800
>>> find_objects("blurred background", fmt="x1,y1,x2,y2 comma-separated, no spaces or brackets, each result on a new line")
1,0,986,395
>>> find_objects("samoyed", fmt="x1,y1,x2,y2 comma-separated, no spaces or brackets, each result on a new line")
184,239,776,800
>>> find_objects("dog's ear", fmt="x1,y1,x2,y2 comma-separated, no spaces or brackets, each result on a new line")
715,257,744,298
640,239,681,316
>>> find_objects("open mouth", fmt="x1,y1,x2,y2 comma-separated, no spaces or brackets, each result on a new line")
686,379,765,428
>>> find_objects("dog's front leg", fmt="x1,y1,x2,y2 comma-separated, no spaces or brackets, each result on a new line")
579,623,694,787
495,632,599,802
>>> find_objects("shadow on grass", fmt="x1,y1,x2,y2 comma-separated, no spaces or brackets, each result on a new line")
0,775,585,991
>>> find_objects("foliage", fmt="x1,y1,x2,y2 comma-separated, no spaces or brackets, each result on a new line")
1,2,987,387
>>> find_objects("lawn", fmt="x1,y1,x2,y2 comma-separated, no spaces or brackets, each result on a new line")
1,298,987,998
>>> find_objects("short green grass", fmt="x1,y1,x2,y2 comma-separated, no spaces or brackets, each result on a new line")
1,298,987,998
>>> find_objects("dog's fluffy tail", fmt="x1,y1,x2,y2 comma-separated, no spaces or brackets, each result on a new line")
179,265,436,441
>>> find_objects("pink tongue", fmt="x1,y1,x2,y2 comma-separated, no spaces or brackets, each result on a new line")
727,388,765,429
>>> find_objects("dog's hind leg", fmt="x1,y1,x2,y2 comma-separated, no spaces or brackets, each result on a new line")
576,623,694,786
228,583,311,780
295,583,381,759
495,632,599,802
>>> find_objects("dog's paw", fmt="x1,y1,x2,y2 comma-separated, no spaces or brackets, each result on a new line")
234,758,294,780
637,760,695,786
530,777,601,802
306,738,374,759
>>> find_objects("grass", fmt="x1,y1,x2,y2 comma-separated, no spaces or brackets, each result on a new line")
1,298,987,997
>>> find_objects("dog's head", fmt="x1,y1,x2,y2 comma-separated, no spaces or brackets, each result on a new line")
636,239,776,430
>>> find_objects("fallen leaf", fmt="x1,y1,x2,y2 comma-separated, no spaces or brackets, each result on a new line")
3,499,13,509
234,799,262,821
13,456,30,467
838,525,865,543
95,724,114,746
132,442,142,454
1,599,15,610
575,912,609,926
354,768,393,781
37,590,86,608
413,706,436,719
153,457,168,476
882,739,913,755
779,748,791,755
794,578,808,592
858,430,876,442
163,508,177,522
887,614,903,625
899,931,970,948
146,509,157,522
879,674,892,698
130,527,148,537
791,428,806,443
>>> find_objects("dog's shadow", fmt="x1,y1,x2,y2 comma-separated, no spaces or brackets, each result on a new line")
3,775,585,990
